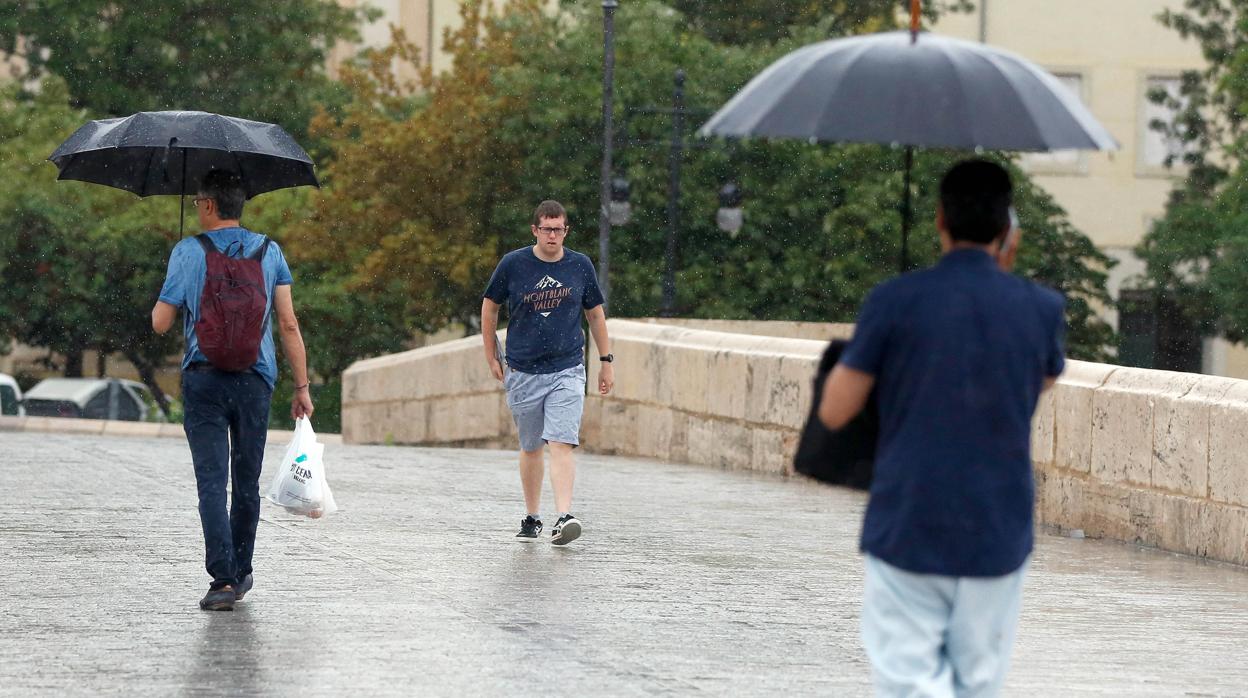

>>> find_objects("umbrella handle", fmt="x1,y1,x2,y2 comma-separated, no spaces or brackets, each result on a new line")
910,0,921,43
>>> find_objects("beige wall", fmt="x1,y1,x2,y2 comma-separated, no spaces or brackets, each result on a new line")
333,0,547,80
342,320,1248,566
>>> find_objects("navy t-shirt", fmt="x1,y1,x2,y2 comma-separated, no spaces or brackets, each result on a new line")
483,247,605,374
839,249,1066,577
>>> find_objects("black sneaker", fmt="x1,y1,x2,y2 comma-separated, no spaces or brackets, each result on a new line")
550,514,582,546
234,574,253,601
516,516,543,541
199,586,235,611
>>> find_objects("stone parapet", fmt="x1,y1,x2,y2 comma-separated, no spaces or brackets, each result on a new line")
582,320,824,474
341,331,515,448
340,319,1248,565
1033,361,1248,565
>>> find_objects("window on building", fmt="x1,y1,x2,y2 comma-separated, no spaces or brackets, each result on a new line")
1021,73,1085,173
1139,76,1193,171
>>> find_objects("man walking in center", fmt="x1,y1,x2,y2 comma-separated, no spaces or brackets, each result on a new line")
152,169,314,611
819,160,1065,697
481,200,614,545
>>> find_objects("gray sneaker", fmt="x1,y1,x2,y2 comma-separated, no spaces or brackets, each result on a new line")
199,586,235,611
550,514,582,546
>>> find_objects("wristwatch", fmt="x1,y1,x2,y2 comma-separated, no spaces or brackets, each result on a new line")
599,354,614,363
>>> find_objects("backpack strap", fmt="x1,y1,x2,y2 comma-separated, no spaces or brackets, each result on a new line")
248,237,271,262
194,234,218,257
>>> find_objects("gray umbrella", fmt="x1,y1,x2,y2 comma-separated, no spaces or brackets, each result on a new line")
49,111,318,236
698,29,1117,270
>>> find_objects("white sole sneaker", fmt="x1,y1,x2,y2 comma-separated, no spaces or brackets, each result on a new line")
551,518,582,546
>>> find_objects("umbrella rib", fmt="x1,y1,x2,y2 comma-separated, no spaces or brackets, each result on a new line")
141,145,163,197
233,151,250,198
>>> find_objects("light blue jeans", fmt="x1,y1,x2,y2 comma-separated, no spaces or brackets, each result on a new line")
862,554,1028,698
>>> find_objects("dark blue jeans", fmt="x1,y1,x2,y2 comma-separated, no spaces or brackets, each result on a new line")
181,367,273,590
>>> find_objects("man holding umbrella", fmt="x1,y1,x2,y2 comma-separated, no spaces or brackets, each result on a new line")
151,169,313,611
819,160,1065,696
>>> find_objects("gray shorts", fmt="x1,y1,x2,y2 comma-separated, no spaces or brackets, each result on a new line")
504,364,587,452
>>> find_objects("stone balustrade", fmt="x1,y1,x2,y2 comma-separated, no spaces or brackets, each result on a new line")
341,319,1248,565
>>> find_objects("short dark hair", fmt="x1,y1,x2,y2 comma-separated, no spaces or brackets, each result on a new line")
939,160,1012,244
199,169,246,220
532,200,567,226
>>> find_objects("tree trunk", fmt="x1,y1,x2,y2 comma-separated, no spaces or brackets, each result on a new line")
64,349,84,377
96,351,108,377
124,351,172,419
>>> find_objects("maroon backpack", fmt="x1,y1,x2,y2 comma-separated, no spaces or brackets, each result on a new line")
194,234,271,372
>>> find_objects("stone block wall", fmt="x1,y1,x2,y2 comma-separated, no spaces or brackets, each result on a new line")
341,332,516,448
580,320,827,475
341,319,1248,565
1032,361,1248,565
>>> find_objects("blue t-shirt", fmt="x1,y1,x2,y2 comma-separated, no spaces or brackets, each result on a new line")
839,249,1066,577
158,227,294,389
483,247,605,374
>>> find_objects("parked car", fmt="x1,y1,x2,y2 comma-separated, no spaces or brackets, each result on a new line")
22,378,167,422
0,373,23,416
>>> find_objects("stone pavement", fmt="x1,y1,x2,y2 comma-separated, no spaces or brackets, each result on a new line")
2,432,1247,696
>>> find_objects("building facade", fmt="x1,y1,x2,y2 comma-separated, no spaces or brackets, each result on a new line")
935,1,1248,377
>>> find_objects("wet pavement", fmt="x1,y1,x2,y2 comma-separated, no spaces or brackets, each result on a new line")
1,432,1246,696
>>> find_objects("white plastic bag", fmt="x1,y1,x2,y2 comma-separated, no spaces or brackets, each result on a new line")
267,417,338,518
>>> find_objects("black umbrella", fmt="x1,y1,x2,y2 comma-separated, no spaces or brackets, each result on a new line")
698,9,1117,271
49,111,318,236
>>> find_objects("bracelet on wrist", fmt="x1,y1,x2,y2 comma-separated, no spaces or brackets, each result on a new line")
293,382,310,391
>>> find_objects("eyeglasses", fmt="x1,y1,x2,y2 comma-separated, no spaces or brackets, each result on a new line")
536,226,568,235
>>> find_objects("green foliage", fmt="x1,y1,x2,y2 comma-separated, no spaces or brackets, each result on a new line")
328,0,1108,358
1136,1,1248,343
0,0,372,138
297,0,1112,361
0,79,182,408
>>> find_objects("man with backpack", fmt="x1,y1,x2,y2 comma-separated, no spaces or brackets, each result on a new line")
151,169,313,611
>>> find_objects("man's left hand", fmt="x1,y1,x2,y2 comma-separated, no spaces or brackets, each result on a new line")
598,363,615,395
291,388,314,420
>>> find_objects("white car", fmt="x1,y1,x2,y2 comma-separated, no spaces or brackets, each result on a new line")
22,377,166,422
0,373,23,417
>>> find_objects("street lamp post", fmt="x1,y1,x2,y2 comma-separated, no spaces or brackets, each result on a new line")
598,0,619,313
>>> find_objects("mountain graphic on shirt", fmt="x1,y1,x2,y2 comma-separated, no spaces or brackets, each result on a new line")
535,275,564,290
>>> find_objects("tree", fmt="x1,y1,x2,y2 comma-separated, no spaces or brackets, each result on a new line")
302,0,1113,361
1134,1,1248,350
0,0,371,138
0,80,182,414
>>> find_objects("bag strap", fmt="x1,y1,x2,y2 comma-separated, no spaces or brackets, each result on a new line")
248,237,271,262
194,234,218,257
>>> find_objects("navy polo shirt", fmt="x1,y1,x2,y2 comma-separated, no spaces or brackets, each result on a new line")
839,249,1066,577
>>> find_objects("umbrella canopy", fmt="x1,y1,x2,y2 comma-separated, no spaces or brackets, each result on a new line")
698,30,1117,152
49,111,318,199
697,27,1117,272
